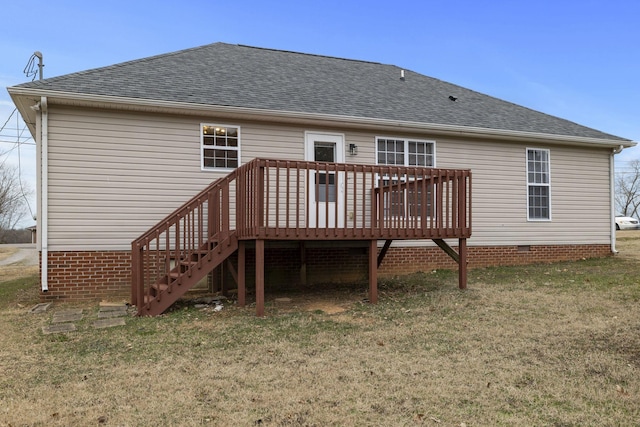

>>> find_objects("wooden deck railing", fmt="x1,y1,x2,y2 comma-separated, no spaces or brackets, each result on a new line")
131,158,471,309
236,158,471,240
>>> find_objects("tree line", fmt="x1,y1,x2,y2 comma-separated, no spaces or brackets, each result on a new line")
0,164,33,244
616,159,640,219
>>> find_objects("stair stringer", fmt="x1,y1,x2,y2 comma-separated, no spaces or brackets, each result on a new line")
137,232,239,316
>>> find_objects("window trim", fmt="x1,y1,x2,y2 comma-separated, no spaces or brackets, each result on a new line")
526,147,552,221
375,136,436,168
200,123,241,172
375,137,436,219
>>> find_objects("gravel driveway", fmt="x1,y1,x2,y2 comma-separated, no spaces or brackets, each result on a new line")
0,244,38,266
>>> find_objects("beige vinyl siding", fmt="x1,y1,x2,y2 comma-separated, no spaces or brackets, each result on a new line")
342,131,611,247
436,138,611,246
241,126,305,161
45,106,613,251
46,108,307,251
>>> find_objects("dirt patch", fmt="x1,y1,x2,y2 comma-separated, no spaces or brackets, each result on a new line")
296,300,353,314
267,284,366,315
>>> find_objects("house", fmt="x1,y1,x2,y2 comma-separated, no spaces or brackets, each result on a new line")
26,225,37,244
7,43,635,315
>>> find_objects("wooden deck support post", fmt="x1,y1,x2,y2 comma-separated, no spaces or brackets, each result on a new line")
368,240,378,304
219,263,226,296
255,239,265,316
238,240,246,307
458,238,467,289
299,241,307,285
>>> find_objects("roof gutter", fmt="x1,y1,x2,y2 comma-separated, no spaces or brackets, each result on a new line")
8,87,636,149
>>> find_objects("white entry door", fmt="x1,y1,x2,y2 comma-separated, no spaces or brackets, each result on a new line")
305,132,345,228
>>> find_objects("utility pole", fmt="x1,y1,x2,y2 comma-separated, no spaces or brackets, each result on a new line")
33,51,44,80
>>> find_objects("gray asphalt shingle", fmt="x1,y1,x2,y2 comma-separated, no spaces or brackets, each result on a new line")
13,42,627,141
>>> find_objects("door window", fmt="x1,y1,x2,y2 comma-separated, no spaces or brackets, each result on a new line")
314,141,337,203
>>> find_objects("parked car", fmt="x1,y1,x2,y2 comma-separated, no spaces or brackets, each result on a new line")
615,215,640,230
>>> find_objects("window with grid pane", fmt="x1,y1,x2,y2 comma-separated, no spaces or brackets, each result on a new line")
377,138,434,167
526,148,551,220
201,124,240,170
376,137,435,218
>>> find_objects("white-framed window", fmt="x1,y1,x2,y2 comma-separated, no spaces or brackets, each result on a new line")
376,137,435,218
526,148,551,221
376,137,435,167
201,124,240,170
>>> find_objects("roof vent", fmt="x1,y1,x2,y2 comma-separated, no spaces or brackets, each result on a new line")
400,69,405,81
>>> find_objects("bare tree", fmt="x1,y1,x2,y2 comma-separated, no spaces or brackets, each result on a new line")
615,159,640,218
0,164,29,240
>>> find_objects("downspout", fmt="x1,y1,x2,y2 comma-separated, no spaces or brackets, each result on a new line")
40,96,48,291
611,144,624,254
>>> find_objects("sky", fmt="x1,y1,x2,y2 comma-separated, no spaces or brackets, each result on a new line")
1,0,639,227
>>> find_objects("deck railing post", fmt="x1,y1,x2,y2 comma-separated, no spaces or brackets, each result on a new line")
371,188,378,237
132,242,145,309
459,173,463,231
222,182,230,239
208,187,214,239
467,172,472,236
131,242,138,306
257,165,265,235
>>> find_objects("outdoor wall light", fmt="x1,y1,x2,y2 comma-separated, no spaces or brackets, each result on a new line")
349,143,358,155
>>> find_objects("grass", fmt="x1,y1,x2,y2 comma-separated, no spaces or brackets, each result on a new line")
0,247,17,261
0,274,39,310
0,237,639,426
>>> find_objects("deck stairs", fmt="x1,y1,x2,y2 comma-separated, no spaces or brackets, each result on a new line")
137,232,238,316
132,166,241,316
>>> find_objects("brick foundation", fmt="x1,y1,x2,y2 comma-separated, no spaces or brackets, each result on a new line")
41,251,132,301
40,243,612,301
377,244,612,276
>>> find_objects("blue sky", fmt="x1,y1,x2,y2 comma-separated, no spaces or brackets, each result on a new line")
1,0,639,226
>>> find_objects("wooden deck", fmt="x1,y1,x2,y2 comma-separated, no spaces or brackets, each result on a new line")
132,158,472,316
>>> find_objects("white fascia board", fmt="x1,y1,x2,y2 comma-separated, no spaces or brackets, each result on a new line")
7,87,637,149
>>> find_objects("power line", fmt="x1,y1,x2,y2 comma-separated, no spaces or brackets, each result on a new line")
0,108,17,133
0,142,36,147
0,51,40,227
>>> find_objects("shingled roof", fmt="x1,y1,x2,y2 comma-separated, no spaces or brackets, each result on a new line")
10,42,629,142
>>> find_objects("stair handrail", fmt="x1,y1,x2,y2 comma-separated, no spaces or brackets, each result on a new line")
131,159,259,307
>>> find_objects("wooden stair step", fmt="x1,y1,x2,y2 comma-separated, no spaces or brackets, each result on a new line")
151,283,169,293
180,260,199,267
